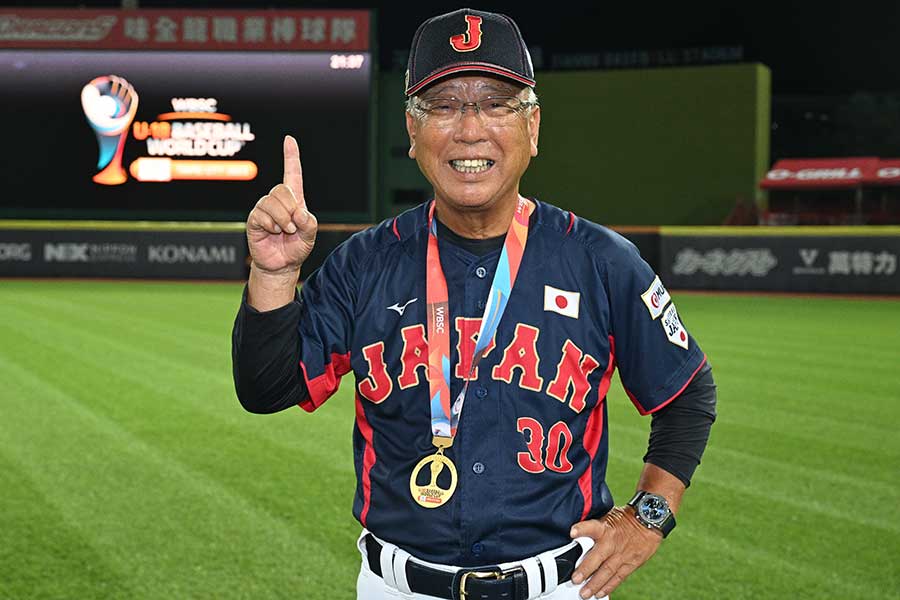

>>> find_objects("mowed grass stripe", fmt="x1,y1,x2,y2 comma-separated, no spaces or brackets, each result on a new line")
622,492,881,600
8,287,235,364
0,298,359,504
671,505,885,599
710,419,898,480
662,378,897,454
706,406,897,462
0,447,139,599
708,344,897,377
609,417,898,532
607,407,897,497
1,280,245,341
603,447,893,598
677,295,900,423
0,296,356,481
603,400,899,598
0,286,356,463
0,345,359,599
3,282,351,443
700,347,897,400
600,449,884,599
0,305,357,487
0,353,276,598
700,394,896,446
24,284,243,345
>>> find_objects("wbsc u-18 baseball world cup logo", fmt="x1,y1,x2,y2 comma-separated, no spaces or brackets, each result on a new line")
81,75,139,185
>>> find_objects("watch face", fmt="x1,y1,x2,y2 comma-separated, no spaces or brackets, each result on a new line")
638,494,670,526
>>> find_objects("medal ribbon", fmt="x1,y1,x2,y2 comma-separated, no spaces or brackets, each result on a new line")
425,196,534,446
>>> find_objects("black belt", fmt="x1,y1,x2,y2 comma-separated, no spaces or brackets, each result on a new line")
365,534,581,600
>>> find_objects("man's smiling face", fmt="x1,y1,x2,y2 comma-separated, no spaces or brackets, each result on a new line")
405,74,540,216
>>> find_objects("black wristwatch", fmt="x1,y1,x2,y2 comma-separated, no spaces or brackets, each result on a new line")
627,491,676,538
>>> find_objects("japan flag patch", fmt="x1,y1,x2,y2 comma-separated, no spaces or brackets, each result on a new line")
661,303,689,350
544,285,580,319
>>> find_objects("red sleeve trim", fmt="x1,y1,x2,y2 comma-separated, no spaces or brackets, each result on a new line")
297,351,352,412
625,354,708,416
577,398,605,521
565,211,575,236
595,335,616,400
354,392,376,527
392,217,401,241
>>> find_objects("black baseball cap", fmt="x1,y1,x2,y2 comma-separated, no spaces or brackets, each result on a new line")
405,8,536,96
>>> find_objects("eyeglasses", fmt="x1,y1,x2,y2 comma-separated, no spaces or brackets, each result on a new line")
413,96,539,127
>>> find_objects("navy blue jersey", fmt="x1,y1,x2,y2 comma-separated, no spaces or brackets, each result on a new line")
292,198,705,566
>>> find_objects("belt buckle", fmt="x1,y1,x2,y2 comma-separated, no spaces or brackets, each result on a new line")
459,568,509,599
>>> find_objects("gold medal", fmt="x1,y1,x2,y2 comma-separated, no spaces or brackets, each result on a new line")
409,438,458,508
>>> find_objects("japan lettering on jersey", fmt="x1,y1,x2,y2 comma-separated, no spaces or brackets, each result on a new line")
294,199,706,567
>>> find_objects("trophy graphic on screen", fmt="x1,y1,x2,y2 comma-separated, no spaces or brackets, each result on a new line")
81,75,139,185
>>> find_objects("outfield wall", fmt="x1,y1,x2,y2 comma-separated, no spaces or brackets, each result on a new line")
2,222,897,294
379,64,771,225
523,64,771,225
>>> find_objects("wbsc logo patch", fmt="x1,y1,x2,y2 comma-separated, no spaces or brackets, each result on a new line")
640,275,671,320
661,304,689,350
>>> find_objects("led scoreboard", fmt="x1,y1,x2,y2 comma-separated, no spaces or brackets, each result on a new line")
0,9,373,221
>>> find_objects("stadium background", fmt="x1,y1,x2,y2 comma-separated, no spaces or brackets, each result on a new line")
0,2,897,599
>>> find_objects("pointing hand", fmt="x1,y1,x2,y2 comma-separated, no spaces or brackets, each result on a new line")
246,135,318,275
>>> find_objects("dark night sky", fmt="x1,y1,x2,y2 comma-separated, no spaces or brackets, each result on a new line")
5,1,900,94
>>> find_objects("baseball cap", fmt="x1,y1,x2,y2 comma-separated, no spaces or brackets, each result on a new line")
405,8,535,96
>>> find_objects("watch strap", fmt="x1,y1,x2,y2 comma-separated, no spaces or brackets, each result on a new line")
658,512,676,537
628,491,676,538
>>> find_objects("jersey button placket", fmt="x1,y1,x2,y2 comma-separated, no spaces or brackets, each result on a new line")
471,387,487,475
464,263,495,561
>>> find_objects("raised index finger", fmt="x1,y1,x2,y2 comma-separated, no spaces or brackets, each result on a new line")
283,134,305,208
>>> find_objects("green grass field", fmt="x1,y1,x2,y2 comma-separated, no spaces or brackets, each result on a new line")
0,281,897,599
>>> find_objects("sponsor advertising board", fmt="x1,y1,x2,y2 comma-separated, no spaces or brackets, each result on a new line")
4,223,897,293
0,229,247,278
661,233,899,294
0,225,359,279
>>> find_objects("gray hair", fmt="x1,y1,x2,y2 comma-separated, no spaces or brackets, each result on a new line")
406,85,539,117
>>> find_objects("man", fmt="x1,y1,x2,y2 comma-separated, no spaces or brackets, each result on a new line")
232,8,716,600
